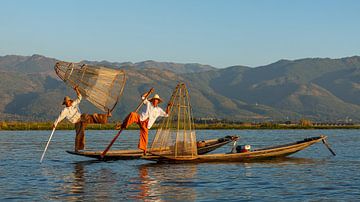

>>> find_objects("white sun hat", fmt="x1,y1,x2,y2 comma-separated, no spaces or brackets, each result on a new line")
149,94,163,103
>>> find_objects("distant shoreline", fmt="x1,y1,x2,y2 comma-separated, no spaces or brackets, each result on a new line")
1,122,359,130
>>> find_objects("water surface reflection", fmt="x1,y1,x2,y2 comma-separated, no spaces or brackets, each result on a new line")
57,157,321,201
1,130,358,201
134,163,197,201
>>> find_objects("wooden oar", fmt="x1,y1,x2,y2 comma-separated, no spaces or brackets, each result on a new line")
100,88,154,159
322,138,336,156
40,127,56,163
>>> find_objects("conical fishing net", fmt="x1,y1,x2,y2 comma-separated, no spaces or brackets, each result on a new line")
54,61,126,112
150,83,198,160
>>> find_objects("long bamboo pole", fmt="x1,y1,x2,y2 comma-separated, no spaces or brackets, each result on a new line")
100,88,154,159
322,138,336,156
40,127,56,163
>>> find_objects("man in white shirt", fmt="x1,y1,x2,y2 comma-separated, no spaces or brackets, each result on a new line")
121,92,170,154
53,86,111,151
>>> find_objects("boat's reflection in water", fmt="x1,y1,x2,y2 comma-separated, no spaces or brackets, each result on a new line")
43,160,117,201
132,163,197,201
59,160,197,201
57,157,318,201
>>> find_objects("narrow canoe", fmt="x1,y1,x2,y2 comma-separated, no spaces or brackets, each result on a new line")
66,135,238,160
142,135,330,163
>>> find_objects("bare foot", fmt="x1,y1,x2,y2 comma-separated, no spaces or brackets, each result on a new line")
107,110,112,117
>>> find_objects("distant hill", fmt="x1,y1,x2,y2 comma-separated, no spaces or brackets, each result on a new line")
1,54,360,122
81,59,216,74
185,56,360,121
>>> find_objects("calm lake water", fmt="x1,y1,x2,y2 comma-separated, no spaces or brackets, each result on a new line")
0,129,359,201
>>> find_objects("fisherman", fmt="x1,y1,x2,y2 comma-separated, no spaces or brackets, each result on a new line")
120,92,170,155
52,86,111,151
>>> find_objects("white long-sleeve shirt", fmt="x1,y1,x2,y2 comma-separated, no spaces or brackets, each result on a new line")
53,95,82,127
140,97,168,129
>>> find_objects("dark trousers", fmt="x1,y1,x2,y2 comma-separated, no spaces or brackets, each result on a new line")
74,113,108,151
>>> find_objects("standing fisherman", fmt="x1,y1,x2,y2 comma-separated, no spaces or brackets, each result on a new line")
53,86,112,151
120,91,170,154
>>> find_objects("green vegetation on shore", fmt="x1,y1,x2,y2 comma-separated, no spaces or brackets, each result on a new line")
0,121,136,130
1,121,360,130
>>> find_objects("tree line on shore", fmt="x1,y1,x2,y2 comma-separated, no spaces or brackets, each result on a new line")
1,119,359,130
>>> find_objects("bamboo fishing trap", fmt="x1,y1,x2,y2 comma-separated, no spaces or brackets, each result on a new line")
150,83,198,160
54,61,126,112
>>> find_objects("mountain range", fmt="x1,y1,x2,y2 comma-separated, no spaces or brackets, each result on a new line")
1,54,360,122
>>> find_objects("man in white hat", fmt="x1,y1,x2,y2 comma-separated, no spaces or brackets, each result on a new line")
120,92,170,154
52,86,111,151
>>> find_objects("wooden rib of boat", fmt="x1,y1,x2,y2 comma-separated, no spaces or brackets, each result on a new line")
142,135,330,163
66,135,238,160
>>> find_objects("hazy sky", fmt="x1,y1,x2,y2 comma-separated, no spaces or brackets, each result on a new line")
1,0,359,68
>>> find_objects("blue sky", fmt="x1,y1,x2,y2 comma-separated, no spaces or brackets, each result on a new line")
0,0,359,68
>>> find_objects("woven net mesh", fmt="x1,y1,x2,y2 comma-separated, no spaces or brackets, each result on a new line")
54,61,126,112
150,83,198,160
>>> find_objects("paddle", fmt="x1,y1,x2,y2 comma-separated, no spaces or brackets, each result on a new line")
100,88,154,159
322,138,336,156
40,127,56,163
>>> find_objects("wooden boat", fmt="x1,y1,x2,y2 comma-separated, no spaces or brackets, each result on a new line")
142,135,335,163
66,135,238,160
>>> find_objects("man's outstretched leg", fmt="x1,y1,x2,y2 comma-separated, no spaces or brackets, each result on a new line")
121,112,141,129
92,112,111,124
